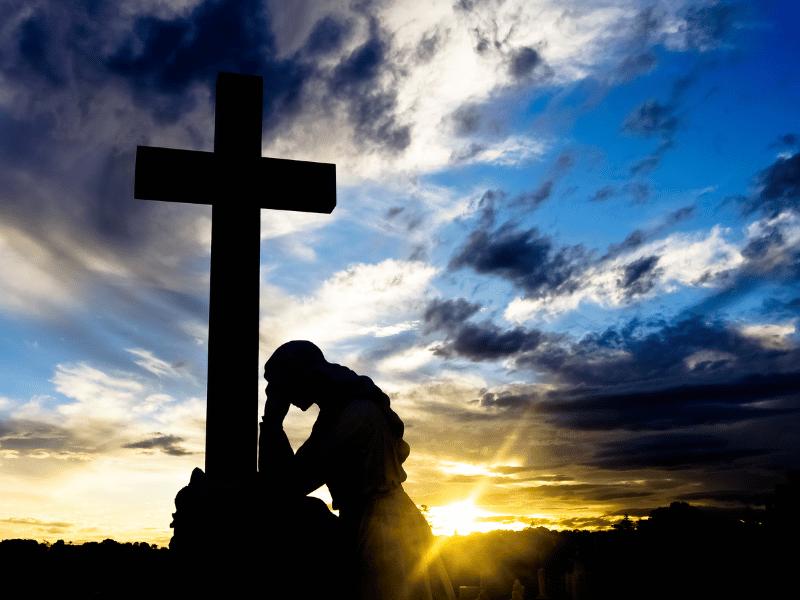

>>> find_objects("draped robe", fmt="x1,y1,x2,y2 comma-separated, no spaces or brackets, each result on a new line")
261,370,455,600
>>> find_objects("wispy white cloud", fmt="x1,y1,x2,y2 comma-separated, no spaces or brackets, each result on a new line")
260,258,439,353
505,225,744,322
126,348,183,378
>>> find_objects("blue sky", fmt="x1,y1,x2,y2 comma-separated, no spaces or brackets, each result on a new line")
1,0,799,544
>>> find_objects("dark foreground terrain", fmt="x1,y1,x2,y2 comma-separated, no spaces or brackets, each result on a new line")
2,494,797,599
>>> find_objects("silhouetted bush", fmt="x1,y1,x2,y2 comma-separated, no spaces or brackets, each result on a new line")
3,488,797,600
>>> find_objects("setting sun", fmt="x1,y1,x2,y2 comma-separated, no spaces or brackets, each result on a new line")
430,500,493,536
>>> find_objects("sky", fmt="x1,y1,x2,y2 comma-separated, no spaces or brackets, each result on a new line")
1,0,799,545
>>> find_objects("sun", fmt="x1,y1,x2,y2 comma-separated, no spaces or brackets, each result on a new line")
430,500,484,536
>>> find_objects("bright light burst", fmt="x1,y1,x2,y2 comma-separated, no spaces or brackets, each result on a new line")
430,500,484,536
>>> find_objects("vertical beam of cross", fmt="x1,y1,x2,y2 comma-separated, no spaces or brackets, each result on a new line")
134,73,336,482
205,73,262,481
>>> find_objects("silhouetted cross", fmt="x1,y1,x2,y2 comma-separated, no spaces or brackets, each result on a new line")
134,72,335,482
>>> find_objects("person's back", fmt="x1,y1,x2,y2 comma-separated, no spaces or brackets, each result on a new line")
261,340,455,600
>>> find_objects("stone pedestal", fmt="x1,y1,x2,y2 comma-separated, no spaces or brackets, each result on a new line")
169,467,342,598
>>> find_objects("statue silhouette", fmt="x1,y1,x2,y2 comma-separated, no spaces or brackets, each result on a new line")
260,340,456,600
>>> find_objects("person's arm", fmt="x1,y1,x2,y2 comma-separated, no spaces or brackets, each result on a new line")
291,401,375,499
258,385,294,476
258,387,330,497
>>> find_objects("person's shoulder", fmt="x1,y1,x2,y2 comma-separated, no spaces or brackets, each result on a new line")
340,399,385,427
343,398,381,417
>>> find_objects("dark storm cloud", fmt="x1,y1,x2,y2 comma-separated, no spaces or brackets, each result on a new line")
329,35,384,90
480,392,534,408
328,25,410,152
761,295,800,318
741,228,785,261
589,433,771,470
448,224,587,298
531,313,800,389
0,0,307,256
434,321,549,362
122,433,192,456
739,152,800,217
536,359,800,432
426,301,800,430
105,0,308,127
303,15,350,56
622,69,706,175
618,255,661,297
508,46,541,79
16,10,66,86
422,298,482,334
631,5,664,45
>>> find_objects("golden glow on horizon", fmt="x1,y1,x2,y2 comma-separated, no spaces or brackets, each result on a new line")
430,500,484,536
428,500,534,536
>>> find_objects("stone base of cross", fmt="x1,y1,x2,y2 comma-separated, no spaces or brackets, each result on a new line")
134,72,336,482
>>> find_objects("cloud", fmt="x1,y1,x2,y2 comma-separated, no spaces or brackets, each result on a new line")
589,186,616,203
433,321,550,362
449,223,587,299
741,153,800,217
0,418,96,461
679,1,748,51
507,46,542,79
303,14,352,56
105,0,307,128
618,255,662,298
122,433,193,456
623,100,679,139
589,433,771,470
422,298,482,335
260,258,439,352
505,225,742,321
506,150,574,211
770,133,799,149
449,104,482,137
327,23,411,152
480,392,534,409
6,360,206,464
514,180,554,210
126,348,184,378
0,517,72,530
616,52,658,81
449,136,547,167
539,370,800,432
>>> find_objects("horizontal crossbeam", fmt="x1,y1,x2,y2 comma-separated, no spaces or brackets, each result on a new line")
134,146,336,213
